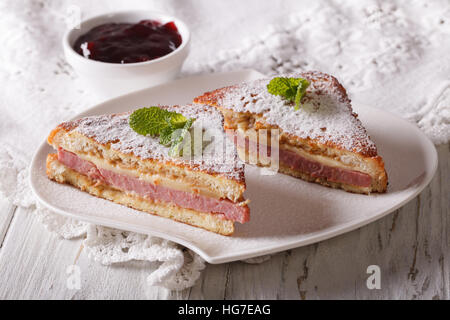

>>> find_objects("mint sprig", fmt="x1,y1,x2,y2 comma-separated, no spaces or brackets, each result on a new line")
267,77,310,110
129,107,171,136
129,107,194,157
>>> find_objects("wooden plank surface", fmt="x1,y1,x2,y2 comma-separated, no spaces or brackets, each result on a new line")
0,144,448,300
0,198,16,249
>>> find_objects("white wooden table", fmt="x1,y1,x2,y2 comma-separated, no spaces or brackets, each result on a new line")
0,144,448,300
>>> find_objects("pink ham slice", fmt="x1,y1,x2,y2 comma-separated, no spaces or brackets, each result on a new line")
279,148,372,187
57,148,249,223
231,133,372,188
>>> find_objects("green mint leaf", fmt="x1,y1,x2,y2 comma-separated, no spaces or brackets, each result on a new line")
267,77,310,110
267,77,299,101
294,78,310,110
129,107,172,136
129,107,196,158
168,112,188,129
159,125,175,146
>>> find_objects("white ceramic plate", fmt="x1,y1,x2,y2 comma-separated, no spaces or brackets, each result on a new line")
30,70,438,264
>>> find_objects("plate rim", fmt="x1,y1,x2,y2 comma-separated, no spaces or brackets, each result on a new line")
29,69,439,264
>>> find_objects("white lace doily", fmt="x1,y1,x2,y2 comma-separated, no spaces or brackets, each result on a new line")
0,0,448,291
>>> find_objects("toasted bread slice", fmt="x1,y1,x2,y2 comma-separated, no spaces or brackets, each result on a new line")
46,104,249,235
194,71,388,194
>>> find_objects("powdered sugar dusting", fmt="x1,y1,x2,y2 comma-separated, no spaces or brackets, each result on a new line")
70,104,245,181
218,71,377,155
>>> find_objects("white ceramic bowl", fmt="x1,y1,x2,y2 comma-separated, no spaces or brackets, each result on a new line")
63,10,190,97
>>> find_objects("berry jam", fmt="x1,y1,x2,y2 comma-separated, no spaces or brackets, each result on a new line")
73,20,182,64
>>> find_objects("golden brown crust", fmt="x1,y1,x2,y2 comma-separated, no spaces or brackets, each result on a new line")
46,154,235,236
194,87,227,108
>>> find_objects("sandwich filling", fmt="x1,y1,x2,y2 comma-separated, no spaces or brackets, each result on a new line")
232,133,372,188
57,148,249,223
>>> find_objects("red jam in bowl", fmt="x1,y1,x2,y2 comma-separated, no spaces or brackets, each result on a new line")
73,20,182,64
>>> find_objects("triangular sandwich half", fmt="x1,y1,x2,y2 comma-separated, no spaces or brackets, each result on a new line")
46,104,249,235
194,71,387,194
